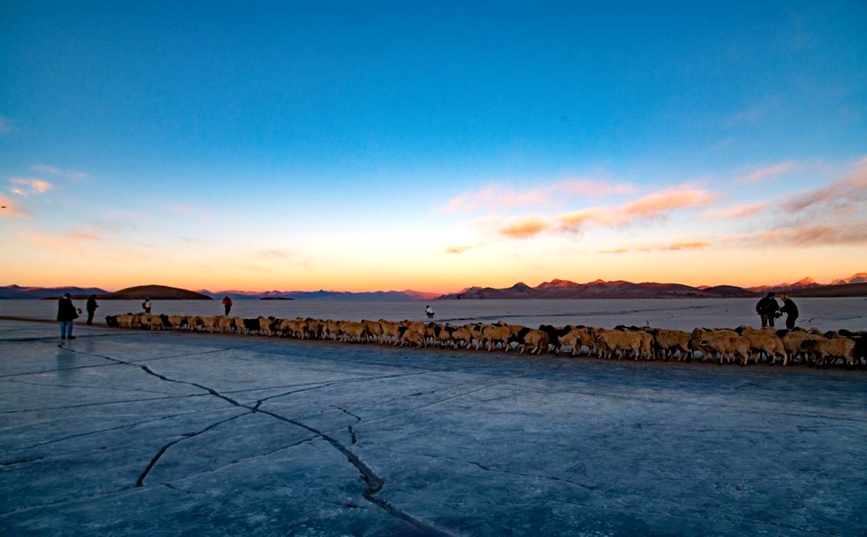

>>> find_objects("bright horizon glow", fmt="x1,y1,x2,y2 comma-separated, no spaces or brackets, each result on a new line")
1,2,866,294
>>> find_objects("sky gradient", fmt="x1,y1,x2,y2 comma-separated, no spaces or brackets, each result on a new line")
2,1,866,293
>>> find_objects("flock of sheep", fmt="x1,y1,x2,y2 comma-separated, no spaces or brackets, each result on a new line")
104,313,867,369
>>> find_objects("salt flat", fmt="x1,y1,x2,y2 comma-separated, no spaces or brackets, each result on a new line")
1,319,865,536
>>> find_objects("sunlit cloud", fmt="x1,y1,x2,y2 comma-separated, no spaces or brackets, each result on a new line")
619,188,717,221
446,178,634,213
31,164,90,181
67,230,104,242
737,161,797,184
444,245,475,254
0,195,27,218
499,217,550,238
170,203,213,223
662,240,712,250
704,203,765,219
757,223,867,247
599,240,712,255
783,156,867,213
9,178,53,196
495,186,718,238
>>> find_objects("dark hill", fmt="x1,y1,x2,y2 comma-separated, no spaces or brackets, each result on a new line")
101,285,211,300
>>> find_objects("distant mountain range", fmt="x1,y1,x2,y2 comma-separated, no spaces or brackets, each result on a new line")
198,289,441,301
1,273,865,300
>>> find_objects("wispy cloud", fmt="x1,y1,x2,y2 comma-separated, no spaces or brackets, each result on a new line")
9,178,53,196
446,178,634,213
757,223,867,247
0,116,11,134
31,164,90,181
783,157,867,213
737,161,797,184
662,240,712,250
499,218,551,238
495,186,717,238
67,230,105,242
704,203,766,219
444,245,475,254
599,240,712,255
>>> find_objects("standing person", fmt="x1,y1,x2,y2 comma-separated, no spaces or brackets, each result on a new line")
86,294,99,325
755,292,779,328
142,297,152,314
222,296,233,316
425,305,435,319
57,293,79,340
779,295,799,330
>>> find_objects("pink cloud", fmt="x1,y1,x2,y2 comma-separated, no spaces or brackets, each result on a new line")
705,203,765,219
757,224,867,247
10,178,53,196
499,218,550,238
496,186,718,238
620,188,717,221
446,178,634,213
738,162,797,184
662,240,712,250
444,245,475,254
784,157,867,213
31,164,90,181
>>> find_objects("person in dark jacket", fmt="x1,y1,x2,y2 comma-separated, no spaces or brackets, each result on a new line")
86,294,99,325
755,292,779,328
779,295,799,330
57,293,79,340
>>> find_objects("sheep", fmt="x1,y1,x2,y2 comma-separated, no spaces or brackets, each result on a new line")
559,326,596,357
688,328,751,366
735,326,787,365
514,328,550,355
481,323,521,352
337,321,369,343
377,319,402,345
362,320,384,343
538,325,574,355
590,328,644,360
802,337,857,368
646,328,692,362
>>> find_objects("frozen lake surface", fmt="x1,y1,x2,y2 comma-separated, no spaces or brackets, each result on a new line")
1,318,865,536
1,298,865,332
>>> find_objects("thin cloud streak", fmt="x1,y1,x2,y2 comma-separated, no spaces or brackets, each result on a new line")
446,178,634,213
737,161,797,184
499,186,717,238
31,164,90,181
9,178,53,196
783,157,867,213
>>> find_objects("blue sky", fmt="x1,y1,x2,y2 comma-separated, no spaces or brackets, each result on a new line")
1,1,865,292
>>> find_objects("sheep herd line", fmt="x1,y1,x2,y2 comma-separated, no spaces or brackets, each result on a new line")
104,312,867,370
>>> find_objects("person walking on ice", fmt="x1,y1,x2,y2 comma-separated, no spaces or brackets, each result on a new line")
222,296,233,316
85,294,99,325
